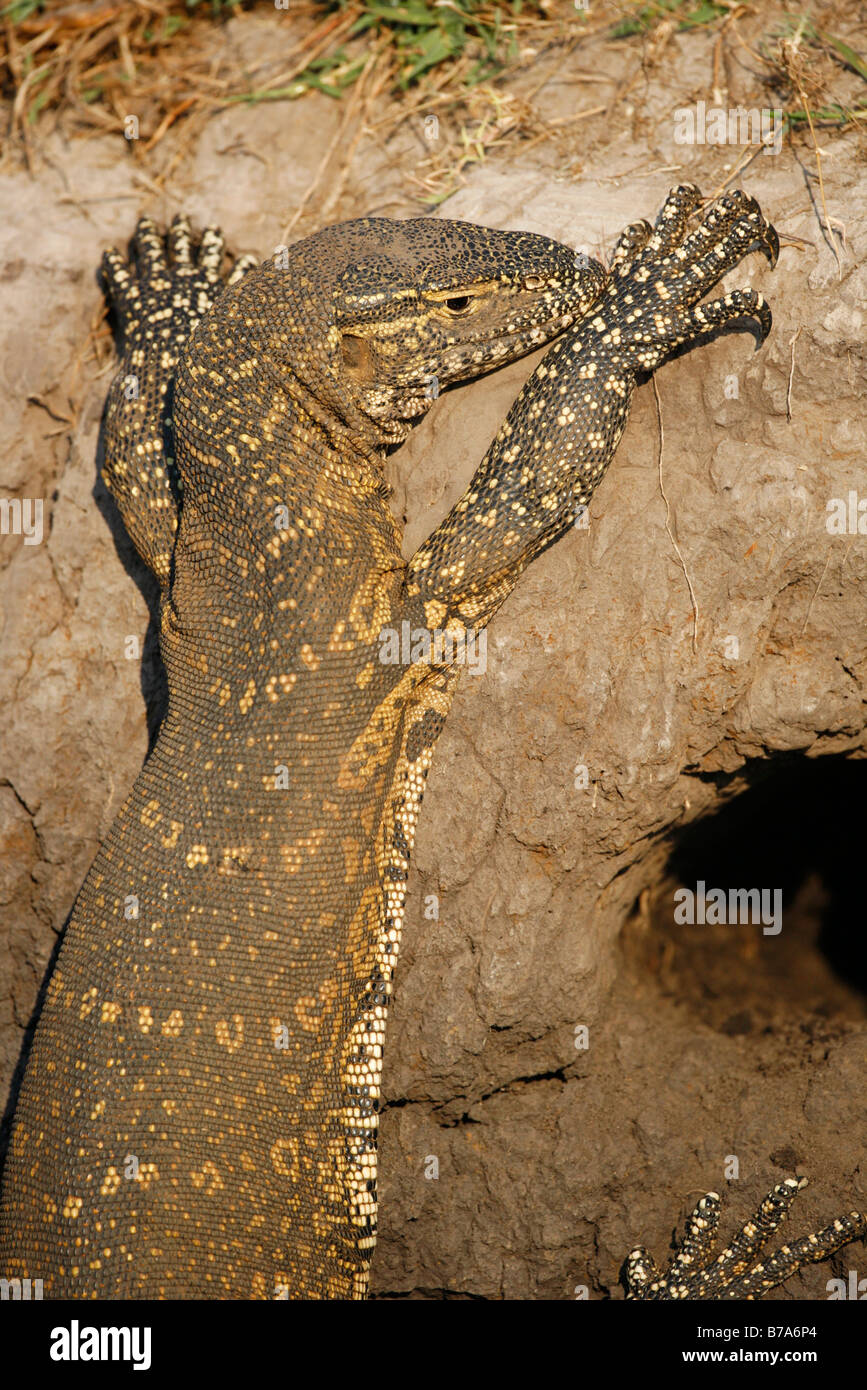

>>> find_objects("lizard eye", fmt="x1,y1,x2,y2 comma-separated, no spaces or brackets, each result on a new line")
426,281,495,314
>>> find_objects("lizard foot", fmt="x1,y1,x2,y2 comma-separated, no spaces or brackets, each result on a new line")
100,215,258,584
625,1178,867,1299
101,213,257,361
597,183,779,375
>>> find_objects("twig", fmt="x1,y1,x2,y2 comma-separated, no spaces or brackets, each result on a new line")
800,548,832,638
317,46,391,223
243,8,357,96
653,376,699,654
786,326,801,421
142,95,197,152
281,46,378,243
777,22,847,277
796,79,844,278
707,122,782,201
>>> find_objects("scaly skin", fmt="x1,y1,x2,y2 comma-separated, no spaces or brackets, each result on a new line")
0,186,862,1299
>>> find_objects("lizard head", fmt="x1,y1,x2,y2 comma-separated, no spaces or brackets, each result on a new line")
332,218,607,444
257,217,607,449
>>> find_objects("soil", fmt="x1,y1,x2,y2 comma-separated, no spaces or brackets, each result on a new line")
1,1,865,1299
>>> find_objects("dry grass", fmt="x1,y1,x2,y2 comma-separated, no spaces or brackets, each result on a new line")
1,0,864,207
0,2,576,151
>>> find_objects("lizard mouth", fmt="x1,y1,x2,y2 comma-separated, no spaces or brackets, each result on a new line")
439,307,582,385
368,306,590,432
354,282,605,442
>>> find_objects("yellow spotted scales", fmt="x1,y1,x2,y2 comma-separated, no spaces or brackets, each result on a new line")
1,186,864,1298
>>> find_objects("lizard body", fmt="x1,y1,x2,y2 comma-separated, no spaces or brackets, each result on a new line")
0,189,863,1298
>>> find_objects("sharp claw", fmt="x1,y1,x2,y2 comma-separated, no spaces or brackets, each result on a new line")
754,295,773,344
763,222,780,268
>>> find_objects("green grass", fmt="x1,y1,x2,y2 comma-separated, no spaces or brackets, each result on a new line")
609,0,728,40
329,1,539,90
1,0,46,20
785,103,867,127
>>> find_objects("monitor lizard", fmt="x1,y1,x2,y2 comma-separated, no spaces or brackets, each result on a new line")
0,184,864,1299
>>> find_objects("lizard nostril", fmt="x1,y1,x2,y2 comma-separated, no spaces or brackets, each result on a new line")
522,275,544,290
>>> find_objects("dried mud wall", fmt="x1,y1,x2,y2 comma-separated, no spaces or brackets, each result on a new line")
1,8,865,1299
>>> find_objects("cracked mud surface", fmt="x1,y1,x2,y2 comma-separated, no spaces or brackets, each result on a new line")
1,4,865,1299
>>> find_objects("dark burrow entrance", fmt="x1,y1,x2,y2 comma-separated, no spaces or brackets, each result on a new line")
621,754,867,1035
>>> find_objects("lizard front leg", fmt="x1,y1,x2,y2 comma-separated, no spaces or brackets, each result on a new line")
403,184,777,635
101,216,256,587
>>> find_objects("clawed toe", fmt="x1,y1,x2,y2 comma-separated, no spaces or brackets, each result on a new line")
226,252,259,286
197,224,226,278
689,287,772,345
100,246,142,327
131,216,171,285
646,182,704,256
678,191,778,276
609,219,654,276
168,212,195,268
